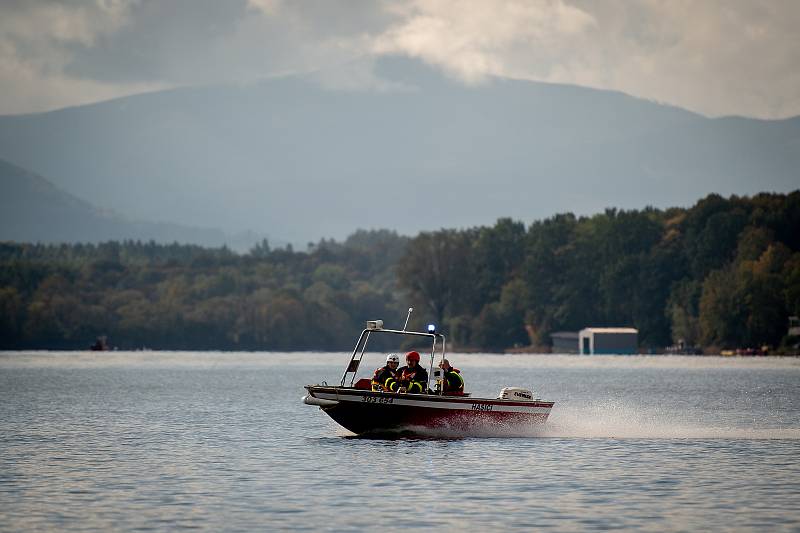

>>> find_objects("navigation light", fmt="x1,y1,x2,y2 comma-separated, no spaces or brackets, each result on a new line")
427,324,436,333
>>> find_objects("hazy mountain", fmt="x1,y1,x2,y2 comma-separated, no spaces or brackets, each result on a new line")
0,57,797,245
0,158,263,249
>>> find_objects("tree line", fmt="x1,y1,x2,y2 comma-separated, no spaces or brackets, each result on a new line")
1,192,798,352
0,230,409,350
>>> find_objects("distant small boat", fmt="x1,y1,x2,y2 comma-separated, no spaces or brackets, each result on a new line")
303,314,554,436
89,336,110,351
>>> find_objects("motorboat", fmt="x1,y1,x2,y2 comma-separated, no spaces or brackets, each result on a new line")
303,313,554,436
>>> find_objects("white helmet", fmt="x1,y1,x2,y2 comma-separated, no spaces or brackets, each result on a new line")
386,353,400,364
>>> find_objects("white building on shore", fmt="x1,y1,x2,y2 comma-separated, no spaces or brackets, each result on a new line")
579,327,638,355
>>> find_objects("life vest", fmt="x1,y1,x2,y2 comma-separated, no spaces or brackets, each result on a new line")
371,365,399,392
443,368,464,393
396,364,429,393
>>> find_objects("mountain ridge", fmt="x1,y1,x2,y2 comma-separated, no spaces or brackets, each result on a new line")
0,158,265,249
0,56,797,245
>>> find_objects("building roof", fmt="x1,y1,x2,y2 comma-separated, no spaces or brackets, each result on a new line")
580,327,638,334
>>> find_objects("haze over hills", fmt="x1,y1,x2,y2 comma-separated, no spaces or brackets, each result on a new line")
0,158,264,249
0,57,797,246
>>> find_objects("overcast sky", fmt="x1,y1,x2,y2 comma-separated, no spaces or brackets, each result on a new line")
1,0,798,118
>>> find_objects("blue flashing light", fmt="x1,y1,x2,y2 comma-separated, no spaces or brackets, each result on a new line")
427,324,436,333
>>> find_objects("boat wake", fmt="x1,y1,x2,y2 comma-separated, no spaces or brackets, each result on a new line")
343,400,800,440
539,400,800,440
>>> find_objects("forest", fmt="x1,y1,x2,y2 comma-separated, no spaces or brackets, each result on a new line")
1,192,799,353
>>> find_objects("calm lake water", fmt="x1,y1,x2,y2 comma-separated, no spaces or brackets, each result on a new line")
1,352,799,531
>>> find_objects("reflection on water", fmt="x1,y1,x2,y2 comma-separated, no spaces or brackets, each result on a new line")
1,352,799,531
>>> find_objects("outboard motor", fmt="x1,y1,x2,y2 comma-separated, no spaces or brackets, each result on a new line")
498,387,535,401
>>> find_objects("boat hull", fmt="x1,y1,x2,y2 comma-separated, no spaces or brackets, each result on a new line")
304,385,553,436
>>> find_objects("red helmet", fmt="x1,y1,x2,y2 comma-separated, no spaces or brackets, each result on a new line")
405,351,420,362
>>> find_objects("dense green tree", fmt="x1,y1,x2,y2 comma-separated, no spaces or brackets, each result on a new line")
471,218,527,311
738,244,791,347
519,213,582,344
682,195,750,278
396,229,476,326
666,279,702,346
783,254,800,318
0,286,23,344
699,244,793,348
1,192,798,351
470,279,530,350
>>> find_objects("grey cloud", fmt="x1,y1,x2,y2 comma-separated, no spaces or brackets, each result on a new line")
0,0,799,118
63,0,394,85
63,0,251,83
370,0,800,118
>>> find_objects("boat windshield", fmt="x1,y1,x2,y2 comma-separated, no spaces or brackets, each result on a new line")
339,327,446,388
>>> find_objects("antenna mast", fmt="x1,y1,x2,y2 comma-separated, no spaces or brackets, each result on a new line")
402,307,413,331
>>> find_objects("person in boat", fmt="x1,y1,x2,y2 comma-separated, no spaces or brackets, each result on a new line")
438,359,464,395
372,353,400,392
396,351,429,394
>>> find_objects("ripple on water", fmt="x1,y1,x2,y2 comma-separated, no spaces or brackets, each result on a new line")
0,352,799,531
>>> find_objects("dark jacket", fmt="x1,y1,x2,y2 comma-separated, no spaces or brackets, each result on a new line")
396,364,429,393
372,365,399,391
442,367,464,393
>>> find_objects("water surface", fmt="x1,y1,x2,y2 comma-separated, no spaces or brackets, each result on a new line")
1,352,798,531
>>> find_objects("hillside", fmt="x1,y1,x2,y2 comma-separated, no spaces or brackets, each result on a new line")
0,57,798,245
0,158,252,248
